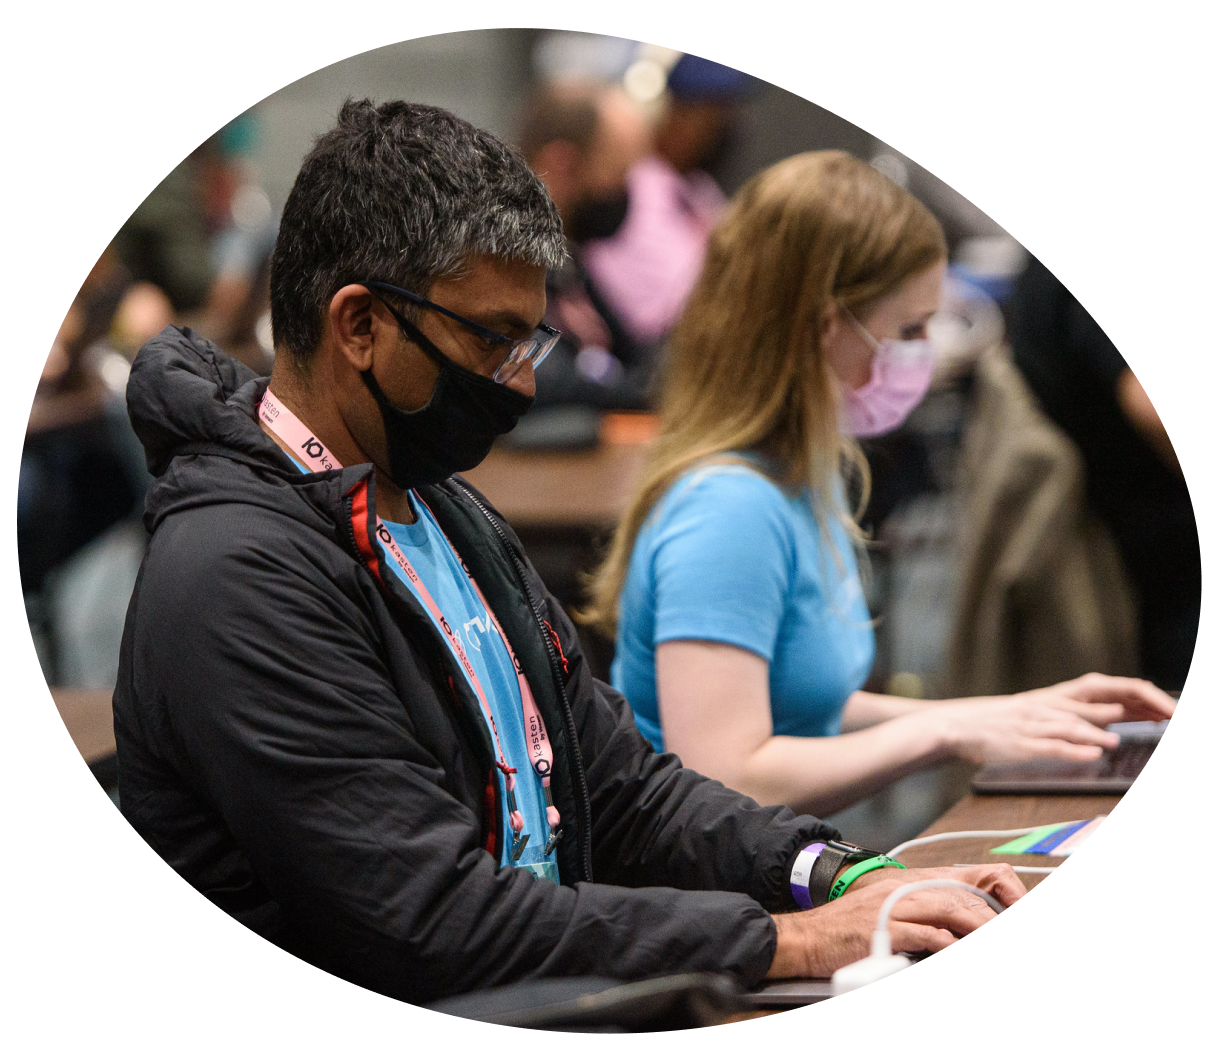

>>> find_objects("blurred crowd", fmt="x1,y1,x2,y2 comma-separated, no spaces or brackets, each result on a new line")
22,32,1198,737
23,113,276,685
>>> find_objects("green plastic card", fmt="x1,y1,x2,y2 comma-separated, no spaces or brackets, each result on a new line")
988,824,1067,855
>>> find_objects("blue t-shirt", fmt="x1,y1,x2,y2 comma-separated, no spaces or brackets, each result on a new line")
378,502,559,883
611,463,876,751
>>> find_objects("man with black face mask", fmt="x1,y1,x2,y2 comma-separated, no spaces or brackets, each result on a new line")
114,99,1025,1011
514,81,659,410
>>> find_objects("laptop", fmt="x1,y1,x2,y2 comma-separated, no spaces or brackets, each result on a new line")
971,720,1167,795
743,979,835,1008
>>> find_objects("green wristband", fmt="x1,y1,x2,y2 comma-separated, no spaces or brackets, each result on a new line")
827,855,906,901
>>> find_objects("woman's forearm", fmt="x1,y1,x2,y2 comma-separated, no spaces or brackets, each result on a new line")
660,642,1172,819
732,711,952,818
839,690,935,731
657,642,959,818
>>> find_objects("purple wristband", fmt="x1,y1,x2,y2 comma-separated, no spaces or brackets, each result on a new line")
790,842,826,910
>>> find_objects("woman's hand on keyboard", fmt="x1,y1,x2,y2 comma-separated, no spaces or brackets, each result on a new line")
1038,673,1176,722
923,673,1173,765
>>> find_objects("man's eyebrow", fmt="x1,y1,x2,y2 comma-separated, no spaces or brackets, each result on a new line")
475,311,540,337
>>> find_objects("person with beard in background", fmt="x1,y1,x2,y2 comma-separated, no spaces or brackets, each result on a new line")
515,81,658,410
577,53,755,349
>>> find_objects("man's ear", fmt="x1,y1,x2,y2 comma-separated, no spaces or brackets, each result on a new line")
327,285,386,372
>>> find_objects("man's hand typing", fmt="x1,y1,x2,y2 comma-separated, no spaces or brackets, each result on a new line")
767,864,1026,979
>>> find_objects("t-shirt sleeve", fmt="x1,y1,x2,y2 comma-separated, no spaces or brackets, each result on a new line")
648,467,795,661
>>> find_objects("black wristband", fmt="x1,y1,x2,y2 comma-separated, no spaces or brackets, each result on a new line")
806,840,883,907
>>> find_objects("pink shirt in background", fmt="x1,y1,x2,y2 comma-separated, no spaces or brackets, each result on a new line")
581,156,726,346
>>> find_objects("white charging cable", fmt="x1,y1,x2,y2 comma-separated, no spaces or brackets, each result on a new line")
953,863,1057,874
874,879,1006,944
886,823,1086,860
830,879,1006,995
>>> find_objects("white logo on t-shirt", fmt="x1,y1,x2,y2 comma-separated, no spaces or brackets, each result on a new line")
463,616,487,651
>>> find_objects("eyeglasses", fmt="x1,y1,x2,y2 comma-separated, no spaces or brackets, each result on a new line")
840,302,938,355
364,280,561,384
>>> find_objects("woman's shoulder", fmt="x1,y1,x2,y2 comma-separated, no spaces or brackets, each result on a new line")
646,457,799,553
663,457,791,511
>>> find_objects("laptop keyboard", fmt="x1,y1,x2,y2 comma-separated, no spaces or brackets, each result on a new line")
1094,741,1155,779
972,735,1161,793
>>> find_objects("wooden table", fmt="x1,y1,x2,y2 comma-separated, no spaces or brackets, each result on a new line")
50,687,115,765
461,413,654,530
895,792,1119,890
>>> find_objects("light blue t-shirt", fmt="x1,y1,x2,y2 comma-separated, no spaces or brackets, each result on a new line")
611,463,876,752
378,502,559,883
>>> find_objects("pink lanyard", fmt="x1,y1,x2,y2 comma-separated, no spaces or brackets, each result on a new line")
257,389,560,859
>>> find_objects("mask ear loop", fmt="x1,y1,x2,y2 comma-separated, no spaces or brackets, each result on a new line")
369,290,466,374
838,302,881,352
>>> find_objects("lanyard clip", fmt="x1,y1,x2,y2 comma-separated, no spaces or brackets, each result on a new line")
544,828,563,856
510,832,530,862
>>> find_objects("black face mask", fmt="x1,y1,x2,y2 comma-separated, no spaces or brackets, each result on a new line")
362,309,533,491
565,187,630,243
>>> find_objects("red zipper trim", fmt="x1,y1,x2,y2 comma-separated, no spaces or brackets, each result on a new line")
345,478,383,585
542,619,570,677
483,770,499,858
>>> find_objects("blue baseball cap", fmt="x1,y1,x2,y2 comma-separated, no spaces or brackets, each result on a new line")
666,53,758,101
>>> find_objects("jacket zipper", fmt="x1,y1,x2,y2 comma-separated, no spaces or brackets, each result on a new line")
344,488,507,858
452,480,594,884
342,496,364,572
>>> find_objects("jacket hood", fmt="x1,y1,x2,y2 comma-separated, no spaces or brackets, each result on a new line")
127,326,365,538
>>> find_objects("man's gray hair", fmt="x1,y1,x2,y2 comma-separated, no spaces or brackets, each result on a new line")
269,99,567,363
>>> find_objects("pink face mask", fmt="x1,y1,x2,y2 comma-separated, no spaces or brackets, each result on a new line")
837,309,937,437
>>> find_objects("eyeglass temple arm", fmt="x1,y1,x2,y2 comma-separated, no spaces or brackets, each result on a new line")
364,281,512,346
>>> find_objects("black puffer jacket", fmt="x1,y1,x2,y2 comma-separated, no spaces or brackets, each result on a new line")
113,327,837,1004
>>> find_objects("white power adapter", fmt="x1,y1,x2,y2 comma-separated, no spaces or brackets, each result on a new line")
830,879,1006,996
831,930,912,994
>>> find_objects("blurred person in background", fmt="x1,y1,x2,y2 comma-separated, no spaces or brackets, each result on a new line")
1008,256,1199,693
588,152,1174,818
110,152,212,316
22,249,159,684
515,80,657,410
111,114,276,371
578,54,753,347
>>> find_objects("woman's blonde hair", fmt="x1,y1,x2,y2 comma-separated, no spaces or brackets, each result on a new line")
585,150,947,633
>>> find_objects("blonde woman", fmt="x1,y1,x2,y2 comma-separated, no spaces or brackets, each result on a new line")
588,151,1174,817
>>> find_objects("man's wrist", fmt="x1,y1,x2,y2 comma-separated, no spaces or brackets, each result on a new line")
802,840,885,907
767,913,810,980
838,864,884,892
827,855,905,901
789,842,827,909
